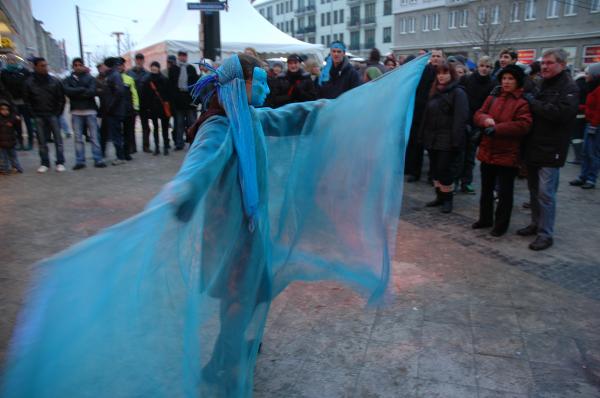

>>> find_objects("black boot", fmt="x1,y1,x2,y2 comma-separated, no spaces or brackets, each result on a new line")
163,147,169,156
153,146,160,156
441,192,453,213
426,188,444,207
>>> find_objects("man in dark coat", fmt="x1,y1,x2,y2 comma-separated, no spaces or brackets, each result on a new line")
517,48,579,251
101,57,127,165
268,54,317,108
317,41,361,99
405,49,444,182
457,55,496,192
63,58,106,169
127,53,151,152
168,51,199,150
23,57,66,173
1,52,35,150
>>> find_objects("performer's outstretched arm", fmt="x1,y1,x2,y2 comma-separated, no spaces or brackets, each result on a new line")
253,99,328,137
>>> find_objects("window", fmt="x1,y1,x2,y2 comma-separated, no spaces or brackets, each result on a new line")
321,35,325,44
460,9,468,27
326,11,331,25
321,13,325,26
308,14,315,27
592,0,600,13
350,6,360,24
546,0,559,18
333,33,338,41
564,0,576,16
339,33,344,42
365,29,375,48
350,31,360,49
478,7,486,25
510,2,519,22
267,6,273,19
326,34,331,45
491,5,500,24
408,16,416,33
525,0,536,20
334,10,338,24
383,27,391,43
449,10,458,28
432,13,440,30
365,3,376,23
340,9,344,22
421,14,429,31
384,0,392,16
285,21,289,31
399,18,407,34
290,19,294,33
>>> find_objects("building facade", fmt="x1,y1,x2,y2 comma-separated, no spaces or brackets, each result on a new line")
392,0,600,69
253,0,395,57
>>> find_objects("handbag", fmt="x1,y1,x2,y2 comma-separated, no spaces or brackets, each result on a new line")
472,95,498,145
149,81,172,118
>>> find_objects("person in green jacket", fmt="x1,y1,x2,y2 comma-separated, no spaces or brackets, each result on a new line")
118,57,139,158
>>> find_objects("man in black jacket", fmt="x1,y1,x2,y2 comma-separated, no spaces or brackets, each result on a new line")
24,57,66,173
317,41,361,99
268,54,317,108
517,48,579,251
127,53,151,152
1,52,35,150
63,58,106,169
102,57,127,165
168,51,199,150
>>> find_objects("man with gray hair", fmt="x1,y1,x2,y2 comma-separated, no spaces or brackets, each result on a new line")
517,48,579,251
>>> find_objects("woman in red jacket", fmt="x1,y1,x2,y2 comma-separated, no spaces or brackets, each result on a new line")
472,65,532,236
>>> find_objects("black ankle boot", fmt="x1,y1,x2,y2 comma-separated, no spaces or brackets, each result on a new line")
441,192,453,213
426,188,444,207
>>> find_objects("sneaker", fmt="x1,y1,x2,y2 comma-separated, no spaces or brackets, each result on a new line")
569,179,584,186
56,164,66,172
111,159,126,166
461,183,476,195
94,162,107,168
72,164,86,170
529,236,553,251
581,182,595,189
517,224,537,236
37,165,49,173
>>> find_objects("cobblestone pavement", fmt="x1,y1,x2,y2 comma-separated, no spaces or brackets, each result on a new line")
1,138,599,397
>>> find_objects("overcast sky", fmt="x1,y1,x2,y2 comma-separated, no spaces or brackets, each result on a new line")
31,0,169,61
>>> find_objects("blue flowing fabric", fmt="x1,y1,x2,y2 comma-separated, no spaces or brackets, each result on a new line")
2,55,429,398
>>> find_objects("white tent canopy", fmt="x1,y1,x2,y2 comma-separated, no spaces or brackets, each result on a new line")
134,0,325,60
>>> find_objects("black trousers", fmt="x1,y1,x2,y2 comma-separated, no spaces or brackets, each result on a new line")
479,163,518,232
123,114,135,155
99,117,110,157
150,117,170,150
405,125,424,178
137,111,151,151
429,149,459,187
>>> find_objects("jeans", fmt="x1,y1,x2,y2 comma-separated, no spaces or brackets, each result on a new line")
72,114,103,164
578,124,599,184
527,166,560,239
174,109,196,149
0,148,22,172
35,116,64,166
479,163,518,233
105,116,125,160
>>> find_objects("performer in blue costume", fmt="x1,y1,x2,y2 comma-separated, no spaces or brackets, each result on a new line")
2,53,429,398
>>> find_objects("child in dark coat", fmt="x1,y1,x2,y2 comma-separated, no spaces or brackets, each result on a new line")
0,101,24,174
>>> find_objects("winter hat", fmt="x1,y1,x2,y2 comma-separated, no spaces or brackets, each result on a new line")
586,62,600,79
103,57,122,68
287,54,302,63
0,99,10,108
498,64,525,88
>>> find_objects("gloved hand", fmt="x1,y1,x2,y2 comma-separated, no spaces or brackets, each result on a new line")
523,92,536,104
489,86,501,96
484,127,495,136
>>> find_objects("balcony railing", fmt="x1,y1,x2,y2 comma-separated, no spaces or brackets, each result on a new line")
348,42,377,51
294,5,316,16
346,17,377,29
295,25,316,34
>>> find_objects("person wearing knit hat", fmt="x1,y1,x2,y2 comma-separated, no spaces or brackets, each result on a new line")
570,62,600,189
497,64,525,88
267,52,316,107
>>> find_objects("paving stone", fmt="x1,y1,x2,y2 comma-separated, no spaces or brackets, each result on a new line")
422,301,471,326
287,368,357,398
478,388,530,398
417,348,476,387
472,326,526,360
253,358,304,396
355,371,417,398
474,354,534,395
414,379,478,398
363,342,420,379
522,332,583,367
470,304,520,332
529,361,600,398
421,321,473,353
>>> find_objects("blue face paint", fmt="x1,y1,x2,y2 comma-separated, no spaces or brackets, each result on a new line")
250,67,270,107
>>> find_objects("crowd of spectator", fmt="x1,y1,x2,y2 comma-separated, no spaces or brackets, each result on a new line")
0,42,598,252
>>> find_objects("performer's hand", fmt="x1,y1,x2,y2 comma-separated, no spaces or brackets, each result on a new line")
165,181,197,222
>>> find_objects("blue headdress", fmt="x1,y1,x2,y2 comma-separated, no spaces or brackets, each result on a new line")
191,55,260,231
318,41,347,86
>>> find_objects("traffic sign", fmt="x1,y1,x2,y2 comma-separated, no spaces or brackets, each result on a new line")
187,2,226,11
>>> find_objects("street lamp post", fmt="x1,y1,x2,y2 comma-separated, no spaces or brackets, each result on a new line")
112,32,124,56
